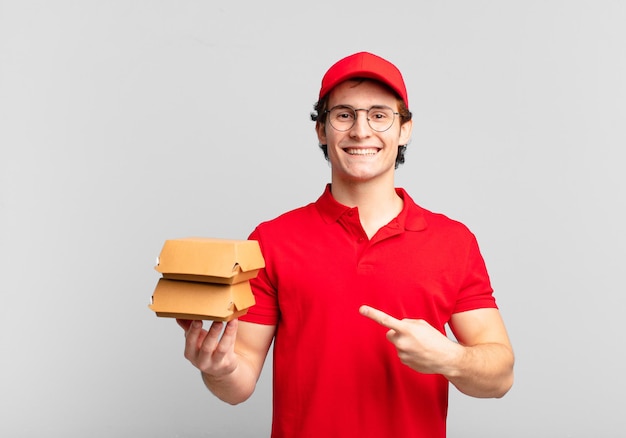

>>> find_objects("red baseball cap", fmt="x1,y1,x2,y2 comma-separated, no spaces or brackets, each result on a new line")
318,52,409,109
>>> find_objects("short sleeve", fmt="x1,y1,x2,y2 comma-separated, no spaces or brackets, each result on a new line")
238,227,280,325
453,235,498,314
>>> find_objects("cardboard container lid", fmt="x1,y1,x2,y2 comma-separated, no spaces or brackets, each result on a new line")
155,237,265,282
149,278,256,321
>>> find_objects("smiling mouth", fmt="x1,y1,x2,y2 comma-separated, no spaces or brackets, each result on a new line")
344,147,380,156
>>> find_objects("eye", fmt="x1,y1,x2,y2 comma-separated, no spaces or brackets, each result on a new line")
331,107,355,121
369,108,391,120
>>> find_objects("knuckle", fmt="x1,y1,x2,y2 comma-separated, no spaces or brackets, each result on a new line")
183,348,197,364
200,343,213,355
214,346,227,356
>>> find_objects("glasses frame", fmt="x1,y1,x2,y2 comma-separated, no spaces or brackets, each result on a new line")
325,105,400,133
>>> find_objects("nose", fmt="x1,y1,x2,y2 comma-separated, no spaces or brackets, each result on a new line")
349,109,371,137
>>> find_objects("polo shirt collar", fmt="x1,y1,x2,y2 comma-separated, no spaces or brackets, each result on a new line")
315,184,427,232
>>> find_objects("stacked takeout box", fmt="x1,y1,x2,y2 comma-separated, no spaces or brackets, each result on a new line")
149,237,265,321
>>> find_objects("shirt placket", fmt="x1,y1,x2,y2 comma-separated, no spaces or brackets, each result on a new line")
338,210,405,274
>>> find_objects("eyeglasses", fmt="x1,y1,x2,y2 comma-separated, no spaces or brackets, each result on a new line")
325,105,399,132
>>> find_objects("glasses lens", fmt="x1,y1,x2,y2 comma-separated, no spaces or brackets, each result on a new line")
328,106,356,132
367,106,395,132
327,106,396,132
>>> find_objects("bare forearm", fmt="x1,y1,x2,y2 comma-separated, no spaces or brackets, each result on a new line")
445,342,514,398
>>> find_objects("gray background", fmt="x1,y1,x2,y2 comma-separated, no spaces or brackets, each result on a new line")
1,1,624,437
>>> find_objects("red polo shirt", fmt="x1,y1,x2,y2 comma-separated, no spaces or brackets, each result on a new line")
241,185,497,438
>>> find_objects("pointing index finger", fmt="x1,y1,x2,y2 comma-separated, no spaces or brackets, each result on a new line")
359,305,402,331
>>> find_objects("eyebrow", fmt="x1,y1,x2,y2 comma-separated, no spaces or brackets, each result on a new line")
332,104,391,110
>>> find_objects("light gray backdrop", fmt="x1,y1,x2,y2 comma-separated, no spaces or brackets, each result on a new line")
1,1,624,437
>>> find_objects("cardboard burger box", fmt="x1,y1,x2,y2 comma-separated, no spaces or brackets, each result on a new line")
149,237,265,321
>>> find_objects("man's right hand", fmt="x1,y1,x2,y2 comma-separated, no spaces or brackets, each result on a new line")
175,318,275,404
177,319,239,378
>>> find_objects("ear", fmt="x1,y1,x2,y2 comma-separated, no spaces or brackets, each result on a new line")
399,119,413,145
316,121,327,145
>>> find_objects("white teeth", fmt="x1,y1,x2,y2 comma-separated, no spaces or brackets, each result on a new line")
345,148,378,156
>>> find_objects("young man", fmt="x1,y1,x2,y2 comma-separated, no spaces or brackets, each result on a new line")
178,52,514,437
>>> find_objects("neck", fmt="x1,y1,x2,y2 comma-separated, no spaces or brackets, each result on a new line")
330,178,403,238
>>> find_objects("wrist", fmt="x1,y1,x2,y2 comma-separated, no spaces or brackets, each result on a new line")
441,342,466,379
201,364,237,384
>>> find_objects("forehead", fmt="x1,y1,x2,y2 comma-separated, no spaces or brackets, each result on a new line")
327,79,400,109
